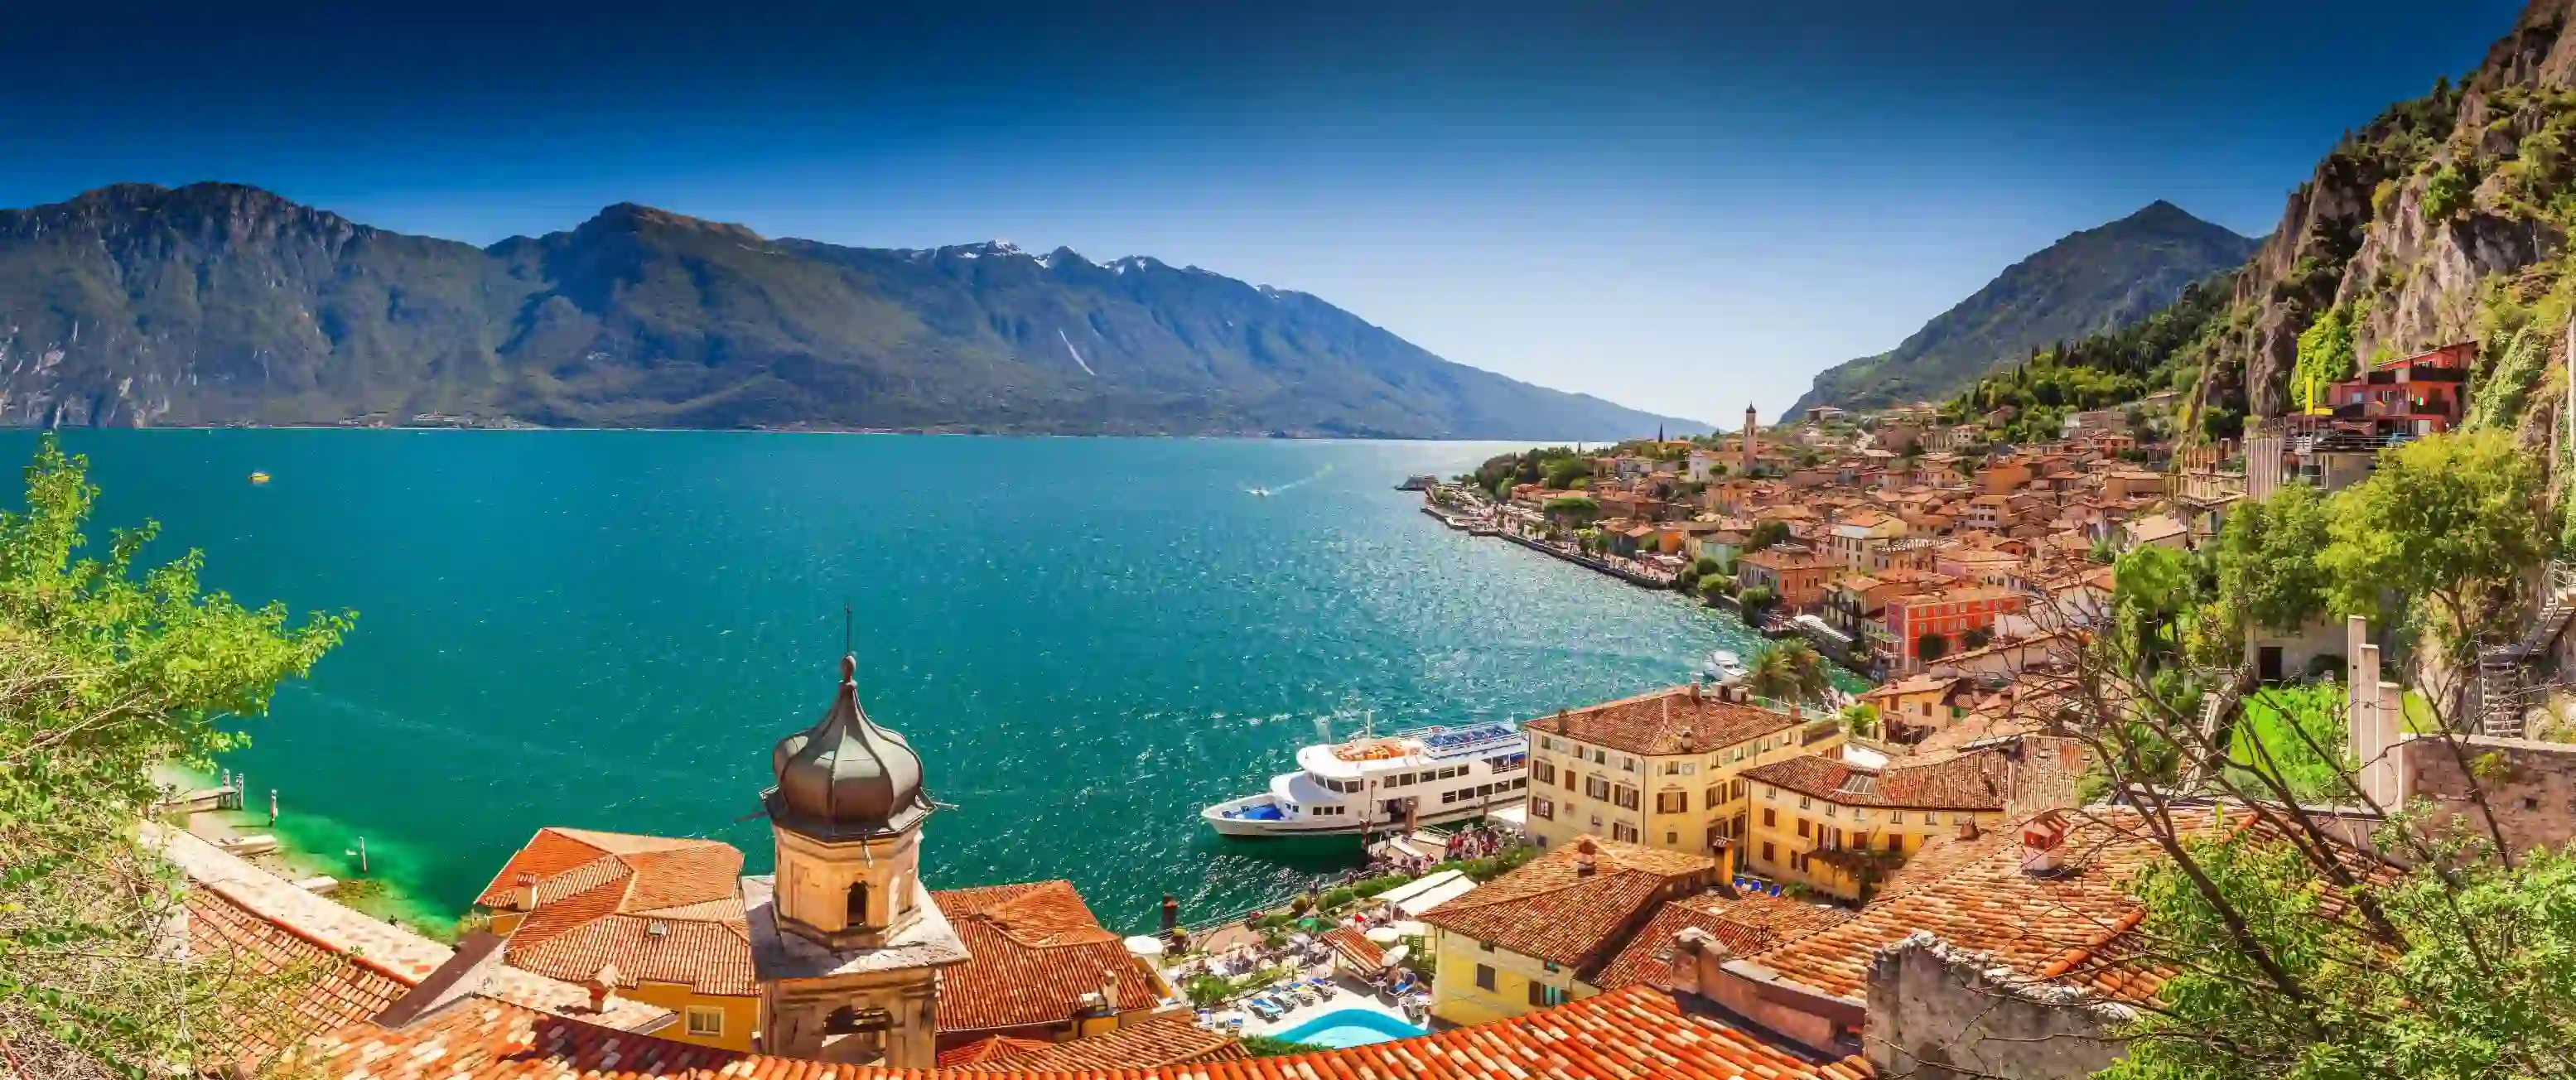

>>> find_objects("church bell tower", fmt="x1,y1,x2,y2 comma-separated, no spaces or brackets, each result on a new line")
750,653,967,1065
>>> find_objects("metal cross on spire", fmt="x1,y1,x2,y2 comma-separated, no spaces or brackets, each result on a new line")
843,601,853,655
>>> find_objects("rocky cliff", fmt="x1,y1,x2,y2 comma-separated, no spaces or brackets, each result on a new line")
2202,0,2576,429
0,185,1700,438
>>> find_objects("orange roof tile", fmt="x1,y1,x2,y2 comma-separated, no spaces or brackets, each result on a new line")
298,985,1871,1079
937,1034,1055,1068
183,885,412,1068
1421,837,1714,975
478,828,754,997
1527,684,1802,757
1592,892,1853,991
1322,925,1388,969
933,880,1163,1034
945,1012,1245,1072
1748,808,2228,1003
1741,750,2008,812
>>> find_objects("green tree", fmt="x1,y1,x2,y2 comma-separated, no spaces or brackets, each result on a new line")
2216,482,2336,637
1746,520,1792,552
2291,305,2357,409
2101,836,2576,1080
1541,456,1593,490
1738,585,1778,622
2320,429,2549,661
1916,631,1951,663
1542,495,1601,528
1699,575,1737,604
1840,702,1881,739
0,437,354,1074
1747,640,1833,712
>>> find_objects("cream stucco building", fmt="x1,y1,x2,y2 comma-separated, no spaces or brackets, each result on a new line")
1522,684,1843,873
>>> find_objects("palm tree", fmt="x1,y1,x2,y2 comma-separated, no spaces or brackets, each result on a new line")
1746,640,1833,716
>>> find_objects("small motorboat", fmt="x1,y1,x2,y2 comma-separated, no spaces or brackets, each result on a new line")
248,471,271,485
1700,648,1747,682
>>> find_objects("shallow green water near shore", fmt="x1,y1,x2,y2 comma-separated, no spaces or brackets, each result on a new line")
27,431,1804,933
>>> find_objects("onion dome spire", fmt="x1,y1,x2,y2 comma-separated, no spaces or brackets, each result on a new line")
766,653,933,840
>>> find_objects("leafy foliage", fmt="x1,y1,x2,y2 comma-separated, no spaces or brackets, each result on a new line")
2215,481,2336,636
2291,304,2359,409
1938,272,2238,443
0,436,352,1076
2102,836,2576,1080
2319,429,2549,659
1745,640,1833,707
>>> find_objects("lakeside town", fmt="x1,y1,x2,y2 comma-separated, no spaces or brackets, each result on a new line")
80,330,2576,1080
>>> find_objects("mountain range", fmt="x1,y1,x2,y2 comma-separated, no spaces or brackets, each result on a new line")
0,183,1701,438
1786,200,2262,417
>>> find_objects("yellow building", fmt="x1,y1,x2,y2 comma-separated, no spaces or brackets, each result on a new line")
473,827,763,1050
1736,749,2015,901
1417,837,1716,1027
1522,684,1844,873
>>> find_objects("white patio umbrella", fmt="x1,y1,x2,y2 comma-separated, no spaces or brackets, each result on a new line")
1391,921,1430,938
1124,935,1166,958
1381,943,1410,966
1365,927,1402,944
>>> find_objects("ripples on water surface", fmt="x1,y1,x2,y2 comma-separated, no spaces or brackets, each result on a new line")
22,432,1783,932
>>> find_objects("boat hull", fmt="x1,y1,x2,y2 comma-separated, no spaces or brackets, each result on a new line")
1199,797,1515,839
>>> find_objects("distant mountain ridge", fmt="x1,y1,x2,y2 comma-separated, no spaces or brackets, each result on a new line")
0,183,1701,438
1786,201,2261,417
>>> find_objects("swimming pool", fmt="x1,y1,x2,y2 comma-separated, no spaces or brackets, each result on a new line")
1271,1007,1430,1048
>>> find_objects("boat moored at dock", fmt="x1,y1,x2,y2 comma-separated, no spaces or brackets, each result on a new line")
1201,721,1529,837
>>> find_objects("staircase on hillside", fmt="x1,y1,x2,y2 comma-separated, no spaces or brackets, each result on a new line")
2469,561,2576,739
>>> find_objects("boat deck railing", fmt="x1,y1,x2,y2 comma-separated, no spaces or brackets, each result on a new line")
1417,722,1524,759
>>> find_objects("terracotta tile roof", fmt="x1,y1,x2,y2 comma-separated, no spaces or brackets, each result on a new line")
946,1012,1246,1072
182,885,411,1068
1527,685,1802,757
1420,837,1714,976
479,828,754,998
1748,808,2232,1004
1322,925,1388,969
937,1035,1055,1068
150,827,673,1032
298,984,1870,1079
1741,750,2008,812
933,880,1163,1034
1592,893,1853,991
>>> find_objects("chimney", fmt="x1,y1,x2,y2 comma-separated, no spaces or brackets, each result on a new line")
585,963,625,1014
1652,927,1732,1003
2019,809,2069,875
1686,682,1701,702
369,932,509,1030
1160,894,1180,938
1575,837,1599,875
511,871,537,911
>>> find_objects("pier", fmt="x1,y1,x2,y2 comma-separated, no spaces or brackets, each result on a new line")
1494,529,1673,589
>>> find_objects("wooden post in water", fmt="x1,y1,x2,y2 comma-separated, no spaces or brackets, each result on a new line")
268,788,278,827
357,837,369,875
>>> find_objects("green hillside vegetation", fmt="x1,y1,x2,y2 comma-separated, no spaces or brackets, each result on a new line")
1937,271,2237,443
1790,201,2260,417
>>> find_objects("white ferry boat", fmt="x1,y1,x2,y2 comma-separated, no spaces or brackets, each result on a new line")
1200,722,1529,837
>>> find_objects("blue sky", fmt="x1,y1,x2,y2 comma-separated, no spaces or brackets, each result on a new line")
0,0,2522,423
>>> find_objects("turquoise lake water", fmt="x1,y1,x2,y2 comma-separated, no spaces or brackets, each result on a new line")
17,431,1787,933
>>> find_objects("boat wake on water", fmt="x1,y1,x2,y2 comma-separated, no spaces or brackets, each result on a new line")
1244,462,1334,498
